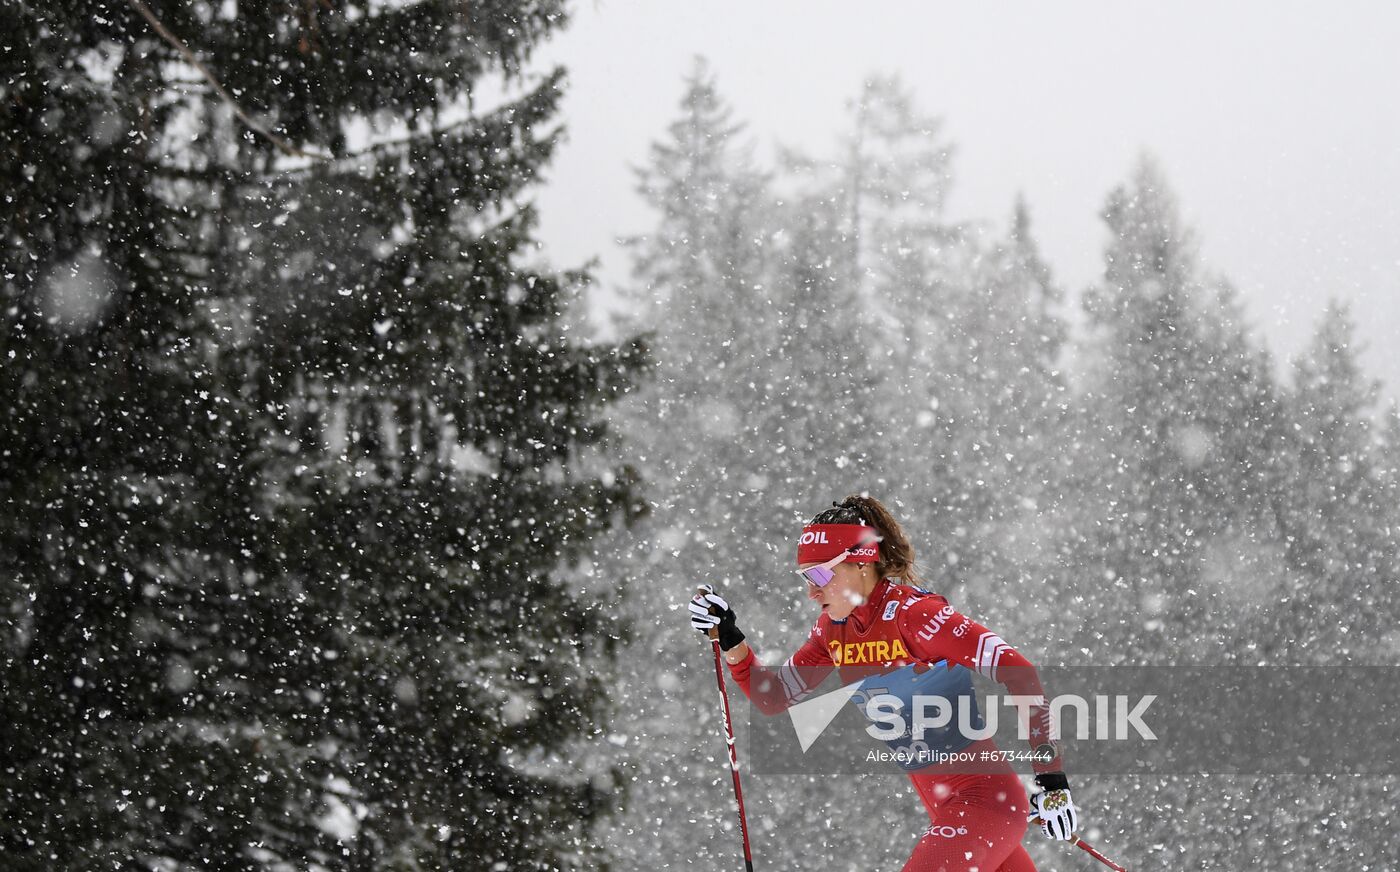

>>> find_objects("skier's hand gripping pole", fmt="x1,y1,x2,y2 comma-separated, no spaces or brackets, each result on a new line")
1028,772,1129,869
1028,806,1129,871
690,585,755,871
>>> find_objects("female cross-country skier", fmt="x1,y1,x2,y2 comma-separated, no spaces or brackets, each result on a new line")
689,494,1079,872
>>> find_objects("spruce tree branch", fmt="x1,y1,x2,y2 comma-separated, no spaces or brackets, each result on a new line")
125,0,330,161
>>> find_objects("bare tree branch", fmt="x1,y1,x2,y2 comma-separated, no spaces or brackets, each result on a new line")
125,0,330,161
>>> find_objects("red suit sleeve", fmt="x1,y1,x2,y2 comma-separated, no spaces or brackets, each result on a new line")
727,626,835,716
898,597,1064,774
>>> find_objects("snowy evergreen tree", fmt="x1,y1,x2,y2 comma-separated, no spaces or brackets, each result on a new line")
780,75,963,312
1070,158,1284,659
601,62,781,872
937,201,1072,635
1272,302,1390,657
764,189,889,489
1,2,640,868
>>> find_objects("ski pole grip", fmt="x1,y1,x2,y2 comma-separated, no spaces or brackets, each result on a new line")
695,586,720,641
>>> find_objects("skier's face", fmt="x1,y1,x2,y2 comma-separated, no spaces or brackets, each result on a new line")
802,561,876,620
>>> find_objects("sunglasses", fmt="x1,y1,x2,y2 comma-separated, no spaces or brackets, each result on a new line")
796,531,883,588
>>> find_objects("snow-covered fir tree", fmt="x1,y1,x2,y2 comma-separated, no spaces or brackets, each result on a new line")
0,2,641,868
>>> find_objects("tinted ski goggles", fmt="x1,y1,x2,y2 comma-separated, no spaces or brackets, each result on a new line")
795,529,883,588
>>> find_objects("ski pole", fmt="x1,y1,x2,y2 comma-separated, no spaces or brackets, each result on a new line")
698,588,755,871
1066,833,1128,871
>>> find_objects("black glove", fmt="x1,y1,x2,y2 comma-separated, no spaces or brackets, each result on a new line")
1028,771,1078,841
688,584,746,651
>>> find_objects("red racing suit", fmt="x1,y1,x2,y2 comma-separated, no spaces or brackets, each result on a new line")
729,579,1058,871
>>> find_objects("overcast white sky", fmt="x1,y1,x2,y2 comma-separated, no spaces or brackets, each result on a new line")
528,1,1399,401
